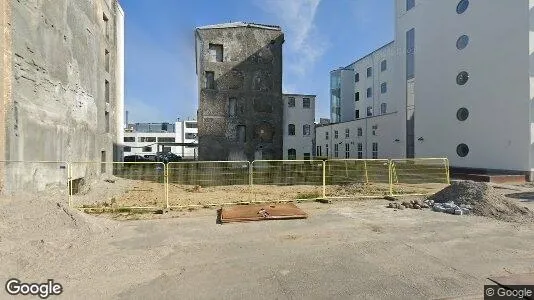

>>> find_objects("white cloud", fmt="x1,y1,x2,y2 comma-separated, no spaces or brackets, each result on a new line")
259,0,328,76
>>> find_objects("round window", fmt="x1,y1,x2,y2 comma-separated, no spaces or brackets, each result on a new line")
456,108,469,121
456,0,469,14
456,35,469,50
457,144,469,157
456,71,469,85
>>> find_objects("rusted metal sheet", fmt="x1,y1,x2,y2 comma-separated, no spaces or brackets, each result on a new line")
489,273,534,286
220,203,307,223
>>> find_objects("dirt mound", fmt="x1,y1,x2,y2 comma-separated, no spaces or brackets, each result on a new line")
430,181,534,223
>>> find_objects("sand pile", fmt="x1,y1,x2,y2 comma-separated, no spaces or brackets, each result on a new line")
429,181,534,223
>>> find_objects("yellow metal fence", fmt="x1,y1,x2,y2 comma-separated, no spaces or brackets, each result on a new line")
0,158,450,210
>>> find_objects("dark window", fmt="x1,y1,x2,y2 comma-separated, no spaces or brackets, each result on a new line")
185,122,197,128
457,107,469,121
357,143,363,159
406,28,415,80
103,13,109,38
334,144,339,158
162,123,168,131
105,80,110,103
355,73,360,82
105,49,110,72
208,44,223,62
355,110,360,119
325,144,329,156
367,67,372,77
367,106,373,117
372,143,378,159
367,87,372,98
124,137,135,142
457,71,469,85
355,92,360,102
456,35,469,50
157,137,176,143
143,146,152,152
205,71,215,89
381,103,387,114
456,0,469,14
407,0,415,10
123,146,131,152
381,82,387,94
288,124,295,136
334,130,339,139
381,60,387,71
345,128,350,138
303,97,311,108
185,133,197,140
325,132,329,140
288,149,296,160
303,153,311,160
457,143,469,157
139,137,156,143
316,146,321,157
288,97,295,107
357,128,362,137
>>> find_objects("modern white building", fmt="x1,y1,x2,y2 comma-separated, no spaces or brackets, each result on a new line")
283,94,316,160
123,120,198,159
319,0,534,180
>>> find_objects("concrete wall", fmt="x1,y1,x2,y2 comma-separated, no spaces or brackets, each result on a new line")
283,94,315,160
1,0,123,192
196,25,284,161
396,0,531,172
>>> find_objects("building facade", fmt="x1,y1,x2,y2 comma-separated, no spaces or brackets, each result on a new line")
0,0,124,191
123,120,198,159
195,22,284,161
283,94,316,160
321,0,534,179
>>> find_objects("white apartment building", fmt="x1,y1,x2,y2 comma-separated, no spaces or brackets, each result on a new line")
123,120,198,159
283,94,316,160
319,0,534,180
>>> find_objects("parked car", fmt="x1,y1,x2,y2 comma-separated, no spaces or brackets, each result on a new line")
124,155,150,162
155,152,182,163
143,154,156,161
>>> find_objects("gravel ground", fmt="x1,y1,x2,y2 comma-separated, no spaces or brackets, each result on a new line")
2,187,534,299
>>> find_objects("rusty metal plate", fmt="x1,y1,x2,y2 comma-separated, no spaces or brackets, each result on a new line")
220,203,307,223
489,273,534,286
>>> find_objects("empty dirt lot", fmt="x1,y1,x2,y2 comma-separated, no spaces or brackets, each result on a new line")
2,183,534,299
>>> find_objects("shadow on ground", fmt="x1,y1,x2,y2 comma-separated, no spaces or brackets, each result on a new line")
505,192,534,202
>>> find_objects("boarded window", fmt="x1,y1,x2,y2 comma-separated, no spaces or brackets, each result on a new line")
237,125,246,143
205,71,215,89
209,44,223,62
303,124,311,136
229,97,237,116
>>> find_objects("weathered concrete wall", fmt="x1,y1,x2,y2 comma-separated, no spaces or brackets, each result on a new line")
196,25,284,161
1,0,123,192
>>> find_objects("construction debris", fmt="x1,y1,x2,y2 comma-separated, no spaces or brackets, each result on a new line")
387,199,429,210
220,203,307,223
429,181,534,222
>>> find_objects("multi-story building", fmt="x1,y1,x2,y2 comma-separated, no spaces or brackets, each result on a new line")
283,94,316,160
319,0,534,180
195,22,284,161
0,0,124,191
123,120,198,159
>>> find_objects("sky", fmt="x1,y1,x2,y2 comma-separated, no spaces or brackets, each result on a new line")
120,0,394,123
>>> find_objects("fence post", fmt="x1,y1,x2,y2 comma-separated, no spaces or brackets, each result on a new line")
322,160,326,199
165,163,169,209
364,160,369,184
388,160,393,196
445,158,451,185
249,161,254,186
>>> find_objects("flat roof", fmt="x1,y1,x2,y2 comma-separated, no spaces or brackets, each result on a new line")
196,22,281,31
283,93,317,97
331,41,395,72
